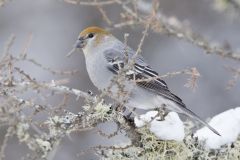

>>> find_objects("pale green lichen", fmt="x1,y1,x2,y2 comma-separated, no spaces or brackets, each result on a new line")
81,101,240,160
36,138,52,153
15,121,53,159
45,116,64,137
16,122,30,143
138,127,190,160
85,100,112,122
105,126,190,160
104,121,240,160
11,101,240,160
184,135,240,160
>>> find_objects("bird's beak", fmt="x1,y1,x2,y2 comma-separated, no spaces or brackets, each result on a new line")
75,37,86,49
66,37,86,57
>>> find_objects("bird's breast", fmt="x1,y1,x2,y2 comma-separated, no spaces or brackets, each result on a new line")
85,51,113,90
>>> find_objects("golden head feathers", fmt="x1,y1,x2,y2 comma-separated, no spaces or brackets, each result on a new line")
79,26,110,37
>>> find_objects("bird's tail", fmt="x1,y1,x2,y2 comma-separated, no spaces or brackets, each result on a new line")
179,105,221,136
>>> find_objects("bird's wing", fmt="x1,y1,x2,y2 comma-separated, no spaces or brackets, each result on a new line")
104,46,221,136
103,47,186,108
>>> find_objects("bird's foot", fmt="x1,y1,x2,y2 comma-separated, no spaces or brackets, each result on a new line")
155,104,168,121
126,107,136,119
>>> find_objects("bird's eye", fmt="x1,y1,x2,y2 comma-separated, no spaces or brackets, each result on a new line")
88,33,94,38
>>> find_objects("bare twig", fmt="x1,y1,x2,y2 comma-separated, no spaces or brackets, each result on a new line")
20,32,33,59
65,0,240,61
11,81,94,102
0,127,14,160
64,0,117,6
96,3,112,25
225,65,240,89
96,126,120,139
117,0,240,61
2,34,15,59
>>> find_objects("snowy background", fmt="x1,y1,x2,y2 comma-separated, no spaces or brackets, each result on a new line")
0,0,240,159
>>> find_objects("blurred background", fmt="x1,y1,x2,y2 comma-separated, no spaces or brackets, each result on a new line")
0,0,240,159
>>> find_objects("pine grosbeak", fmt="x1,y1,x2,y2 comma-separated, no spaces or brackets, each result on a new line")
68,26,220,136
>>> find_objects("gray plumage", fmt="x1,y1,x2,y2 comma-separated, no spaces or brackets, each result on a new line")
80,33,220,136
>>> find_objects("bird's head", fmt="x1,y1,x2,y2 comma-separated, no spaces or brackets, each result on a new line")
66,26,114,57
75,26,111,51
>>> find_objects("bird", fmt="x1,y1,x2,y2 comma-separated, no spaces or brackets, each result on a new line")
68,26,220,136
